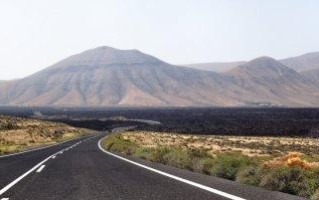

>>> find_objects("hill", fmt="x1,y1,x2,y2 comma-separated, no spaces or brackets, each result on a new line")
280,52,319,72
184,52,319,73
183,61,246,72
0,47,245,106
0,47,318,107
225,57,319,106
301,68,319,85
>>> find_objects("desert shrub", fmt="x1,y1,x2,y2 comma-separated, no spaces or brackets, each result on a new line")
0,121,17,130
260,167,315,197
53,129,64,139
133,147,153,159
199,158,215,175
103,134,137,155
103,133,319,198
162,147,193,170
146,147,169,163
311,189,319,200
236,166,261,186
210,153,252,180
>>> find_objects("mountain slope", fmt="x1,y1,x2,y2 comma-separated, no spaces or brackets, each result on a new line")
0,47,318,107
0,47,249,106
301,68,319,85
226,57,319,106
183,61,246,72
184,52,319,73
280,52,319,72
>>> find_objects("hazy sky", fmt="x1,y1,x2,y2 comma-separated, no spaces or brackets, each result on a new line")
0,0,319,80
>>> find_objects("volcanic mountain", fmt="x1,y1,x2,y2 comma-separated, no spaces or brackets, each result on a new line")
185,52,319,73
280,52,319,72
0,47,246,106
301,68,319,86
225,57,319,106
0,47,318,107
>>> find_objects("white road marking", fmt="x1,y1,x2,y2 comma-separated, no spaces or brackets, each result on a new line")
36,165,46,173
98,138,245,200
0,137,84,159
1,198,9,200
0,152,59,196
0,135,96,197
52,156,56,159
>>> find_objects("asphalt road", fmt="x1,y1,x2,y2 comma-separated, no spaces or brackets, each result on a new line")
0,132,306,200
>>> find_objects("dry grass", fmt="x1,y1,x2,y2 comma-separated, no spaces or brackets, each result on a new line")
0,115,91,154
121,131,319,157
104,131,319,199
263,152,319,169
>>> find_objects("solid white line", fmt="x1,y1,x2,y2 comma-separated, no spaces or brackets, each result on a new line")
52,156,56,159
1,198,9,200
36,165,46,173
98,139,245,200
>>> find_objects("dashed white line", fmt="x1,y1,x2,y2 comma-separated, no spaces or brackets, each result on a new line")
0,152,57,196
0,138,89,196
98,138,245,200
0,134,98,197
0,136,88,159
36,165,46,173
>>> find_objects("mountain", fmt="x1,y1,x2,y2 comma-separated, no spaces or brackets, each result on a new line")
0,47,318,107
301,68,319,85
225,57,319,106
183,61,246,72
0,47,250,107
280,52,319,72
183,52,319,73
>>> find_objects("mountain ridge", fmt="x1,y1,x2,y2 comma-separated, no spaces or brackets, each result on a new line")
185,52,319,73
0,47,318,107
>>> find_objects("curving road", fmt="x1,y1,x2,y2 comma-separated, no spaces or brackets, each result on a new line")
0,132,306,200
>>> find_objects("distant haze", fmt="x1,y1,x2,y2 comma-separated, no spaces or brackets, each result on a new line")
1,0,319,79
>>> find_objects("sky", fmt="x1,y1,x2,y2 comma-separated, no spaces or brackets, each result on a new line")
0,0,319,80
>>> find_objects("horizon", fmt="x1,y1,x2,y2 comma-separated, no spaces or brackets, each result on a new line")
1,0,319,80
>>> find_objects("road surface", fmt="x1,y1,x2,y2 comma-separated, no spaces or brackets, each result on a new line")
0,132,306,200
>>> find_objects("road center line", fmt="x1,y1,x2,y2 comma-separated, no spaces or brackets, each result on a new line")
0,136,95,197
0,152,59,196
98,138,245,200
0,136,89,159
36,165,46,173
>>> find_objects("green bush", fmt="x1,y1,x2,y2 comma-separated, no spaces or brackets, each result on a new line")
103,134,137,155
210,153,252,180
133,147,153,159
162,147,193,170
236,166,261,186
148,147,170,163
199,158,215,175
102,133,319,198
259,167,314,197
311,189,319,200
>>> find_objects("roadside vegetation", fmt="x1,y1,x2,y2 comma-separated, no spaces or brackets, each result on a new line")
102,131,319,199
0,115,91,155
